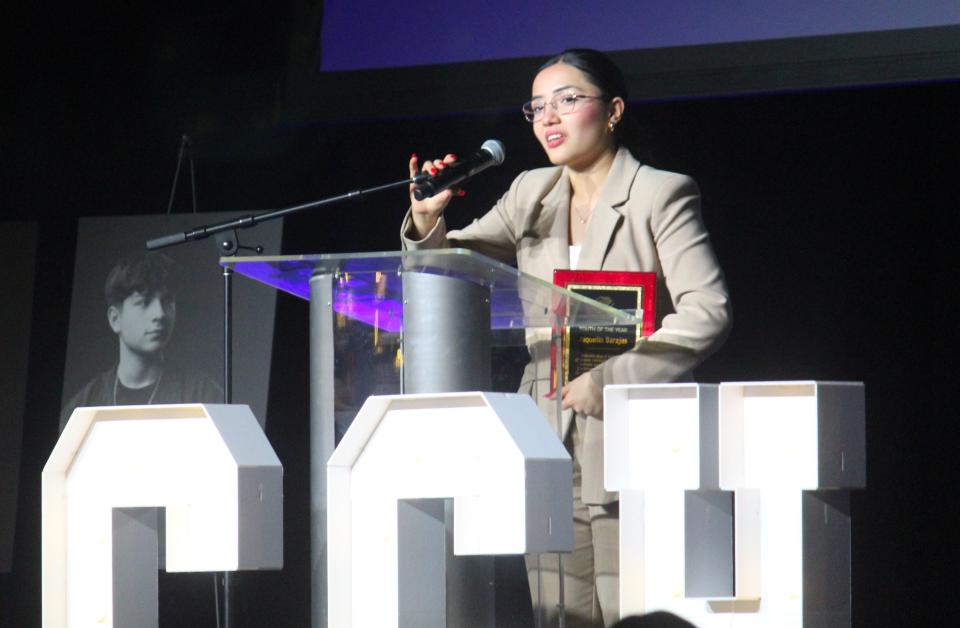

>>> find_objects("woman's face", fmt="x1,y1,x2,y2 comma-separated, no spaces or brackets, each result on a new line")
530,63,620,169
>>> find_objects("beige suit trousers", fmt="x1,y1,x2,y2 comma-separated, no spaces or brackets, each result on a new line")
527,413,620,628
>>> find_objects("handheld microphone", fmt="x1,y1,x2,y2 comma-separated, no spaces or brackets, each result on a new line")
413,139,505,201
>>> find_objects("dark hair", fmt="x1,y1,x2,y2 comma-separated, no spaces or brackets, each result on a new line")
104,253,177,307
538,48,641,151
612,611,697,628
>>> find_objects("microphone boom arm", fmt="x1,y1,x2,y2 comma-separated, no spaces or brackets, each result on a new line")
145,176,416,251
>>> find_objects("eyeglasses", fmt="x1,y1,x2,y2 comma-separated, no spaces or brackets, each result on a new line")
521,91,605,123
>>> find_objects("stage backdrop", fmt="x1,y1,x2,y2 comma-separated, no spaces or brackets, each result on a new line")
0,221,37,573
320,0,960,71
60,213,282,431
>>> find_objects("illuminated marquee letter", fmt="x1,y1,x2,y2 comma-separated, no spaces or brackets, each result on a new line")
605,383,734,618
327,392,573,628
606,381,865,627
42,404,283,628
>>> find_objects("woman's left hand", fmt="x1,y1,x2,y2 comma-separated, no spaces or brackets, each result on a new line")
561,372,603,418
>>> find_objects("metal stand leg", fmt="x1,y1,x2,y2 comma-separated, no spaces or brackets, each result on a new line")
222,265,233,628
557,552,566,628
534,553,543,628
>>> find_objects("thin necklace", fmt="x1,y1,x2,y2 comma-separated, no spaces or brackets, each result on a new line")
572,205,592,224
114,371,163,405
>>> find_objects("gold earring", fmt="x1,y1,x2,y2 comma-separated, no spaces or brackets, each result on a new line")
608,120,617,132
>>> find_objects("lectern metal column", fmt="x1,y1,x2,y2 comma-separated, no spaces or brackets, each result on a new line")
309,272,336,628
402,270,494,627
401,271,491,394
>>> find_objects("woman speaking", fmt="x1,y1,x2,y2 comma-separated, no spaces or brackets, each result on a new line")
402,49,732,627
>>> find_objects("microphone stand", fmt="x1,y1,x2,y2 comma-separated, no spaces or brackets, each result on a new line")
144,173,420,628
146,176,419,251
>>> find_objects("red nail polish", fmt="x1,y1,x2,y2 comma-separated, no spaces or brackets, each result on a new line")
457,189,466,197
450,154,457,161
429,167,437,175
411,153,417,160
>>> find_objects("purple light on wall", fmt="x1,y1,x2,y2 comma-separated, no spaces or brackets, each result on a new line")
320,0,960,72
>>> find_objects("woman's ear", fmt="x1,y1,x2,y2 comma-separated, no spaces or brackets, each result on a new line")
609,96,625,126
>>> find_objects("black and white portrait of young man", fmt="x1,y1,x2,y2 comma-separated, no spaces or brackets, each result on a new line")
59,252,222,427
59,213,282,431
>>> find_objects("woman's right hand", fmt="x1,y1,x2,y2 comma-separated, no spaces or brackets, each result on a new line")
408,152,461,238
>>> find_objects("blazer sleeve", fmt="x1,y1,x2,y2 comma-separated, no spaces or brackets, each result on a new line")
593,174,732,387
400,171,531,264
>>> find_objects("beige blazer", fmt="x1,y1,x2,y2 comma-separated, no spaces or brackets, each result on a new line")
402,147,732,504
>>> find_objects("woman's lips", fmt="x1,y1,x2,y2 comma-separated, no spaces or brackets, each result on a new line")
545,132,564,148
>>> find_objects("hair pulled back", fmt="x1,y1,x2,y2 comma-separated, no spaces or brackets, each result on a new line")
538,48,641,151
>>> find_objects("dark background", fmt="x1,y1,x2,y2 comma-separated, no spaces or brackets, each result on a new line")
3,3,959,626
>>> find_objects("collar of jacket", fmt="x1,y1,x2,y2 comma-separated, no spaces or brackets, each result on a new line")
538,146,640,271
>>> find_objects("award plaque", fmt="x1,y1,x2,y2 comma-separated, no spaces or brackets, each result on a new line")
551,270,656,389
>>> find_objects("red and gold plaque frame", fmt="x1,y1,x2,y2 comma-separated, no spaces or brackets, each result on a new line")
551,270,656,389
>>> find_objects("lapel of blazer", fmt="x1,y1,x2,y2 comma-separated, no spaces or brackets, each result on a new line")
575,147,637,270
538,172,572,273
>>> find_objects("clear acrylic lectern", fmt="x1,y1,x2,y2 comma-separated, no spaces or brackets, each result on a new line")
224,249,642,627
